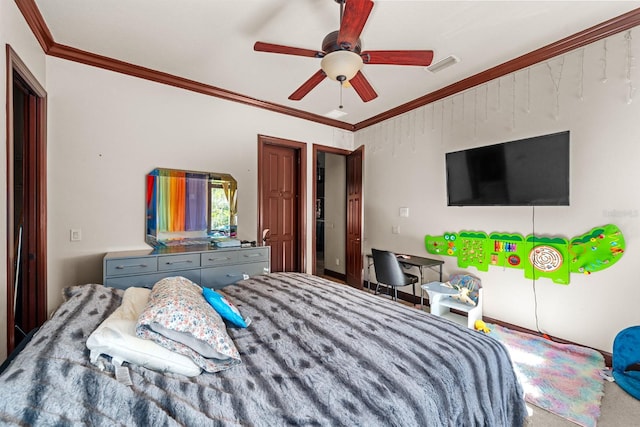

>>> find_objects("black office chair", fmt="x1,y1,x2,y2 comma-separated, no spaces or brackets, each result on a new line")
371,248,419,301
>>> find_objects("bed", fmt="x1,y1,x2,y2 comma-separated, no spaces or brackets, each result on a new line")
0,272,527,426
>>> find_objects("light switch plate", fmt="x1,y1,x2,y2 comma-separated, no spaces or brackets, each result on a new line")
399,207,409,217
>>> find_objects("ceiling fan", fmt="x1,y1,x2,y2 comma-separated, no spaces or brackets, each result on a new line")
254,0,434,103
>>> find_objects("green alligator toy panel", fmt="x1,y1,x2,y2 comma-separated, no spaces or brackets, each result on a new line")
424,224,625,284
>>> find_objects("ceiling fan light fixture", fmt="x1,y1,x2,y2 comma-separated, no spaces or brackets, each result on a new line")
324,109,348,119
426,55,460,73
321,50,363,82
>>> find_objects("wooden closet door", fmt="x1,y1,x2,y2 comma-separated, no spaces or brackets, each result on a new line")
346,146,363,288
260,143,299,272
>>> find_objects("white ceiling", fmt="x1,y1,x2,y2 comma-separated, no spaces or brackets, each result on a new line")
34,0,640,125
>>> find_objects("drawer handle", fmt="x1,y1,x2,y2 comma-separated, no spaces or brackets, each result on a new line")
164,260,193,265
115,264,148,269
208,257,232,262
243,253,262,258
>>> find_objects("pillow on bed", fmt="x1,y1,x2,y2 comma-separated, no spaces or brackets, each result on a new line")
202,287,249,328
86,287,201,377
136,276,241,373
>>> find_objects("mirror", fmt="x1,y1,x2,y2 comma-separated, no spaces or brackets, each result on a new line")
145,168,237,247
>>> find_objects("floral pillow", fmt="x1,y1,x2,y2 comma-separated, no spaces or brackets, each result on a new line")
136,276,241,373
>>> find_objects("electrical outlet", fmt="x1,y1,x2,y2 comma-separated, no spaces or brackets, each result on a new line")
392,225,400,234
70,229,82,241
336,258,340,266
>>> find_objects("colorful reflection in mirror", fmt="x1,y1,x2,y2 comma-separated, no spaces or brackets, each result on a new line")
146,168,237,247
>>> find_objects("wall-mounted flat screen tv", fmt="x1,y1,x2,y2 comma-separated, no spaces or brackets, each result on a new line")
446,131,570,206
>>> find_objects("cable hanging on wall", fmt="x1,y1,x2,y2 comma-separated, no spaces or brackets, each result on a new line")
546,56,565,120
473,87,478,139
526,68,531,113
394,116,401,146
578,48,585,101
625,30,636,104
450,96,455,136
484,83,489,121
601,39,608,83
384,119,390,145
531,205,544,335
462,91,466,125
440,100,445,144
497,78,502,112
431,103,436,131
410,110,417,152
511,73,516,130
371,123,379,154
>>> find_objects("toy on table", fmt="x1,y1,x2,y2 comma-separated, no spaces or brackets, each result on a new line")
442,281,477,306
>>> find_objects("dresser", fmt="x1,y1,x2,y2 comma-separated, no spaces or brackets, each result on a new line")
103,245,270,290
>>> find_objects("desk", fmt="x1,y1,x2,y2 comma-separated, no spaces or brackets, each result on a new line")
365,253,444,301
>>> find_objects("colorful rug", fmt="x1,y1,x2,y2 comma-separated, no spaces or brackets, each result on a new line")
488,324,605,427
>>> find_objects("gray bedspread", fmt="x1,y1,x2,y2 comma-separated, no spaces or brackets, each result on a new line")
0,272,527,426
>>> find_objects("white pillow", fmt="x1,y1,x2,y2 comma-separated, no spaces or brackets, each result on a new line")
86,287,201,377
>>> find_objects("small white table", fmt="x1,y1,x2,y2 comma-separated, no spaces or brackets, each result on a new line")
420,281,457,307
421,281,483,329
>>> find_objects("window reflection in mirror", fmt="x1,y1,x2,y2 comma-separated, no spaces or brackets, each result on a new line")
146,168,237,247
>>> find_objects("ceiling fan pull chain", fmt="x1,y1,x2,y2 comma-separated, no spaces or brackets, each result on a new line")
339,82,344,109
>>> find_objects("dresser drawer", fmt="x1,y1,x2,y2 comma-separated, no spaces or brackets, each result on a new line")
201,266,243,288
105,257,157,277
201,251,239,267
105,270,201,290
103,246,270,290
237,248,269,264
240,261,270,277
201,262,270,289
158,253,200,271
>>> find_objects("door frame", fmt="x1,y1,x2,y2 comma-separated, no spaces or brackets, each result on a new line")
5,45,48,354
257,134,307,272
312,144,363,285
312,144,350,276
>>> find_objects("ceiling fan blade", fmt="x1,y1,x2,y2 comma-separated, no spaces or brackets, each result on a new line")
349,71,377,102
361,50,434,66
337,0,374,50
289,70,327,100
254,42,323,58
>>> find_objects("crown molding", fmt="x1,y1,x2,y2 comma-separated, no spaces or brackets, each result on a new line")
14,0,54,52
46,43,354,130
354,7,640,130
14,0,355,131
14,0,640,132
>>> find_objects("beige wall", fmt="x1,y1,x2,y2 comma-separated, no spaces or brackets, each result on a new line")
44,56,353,319
358,29,640,353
